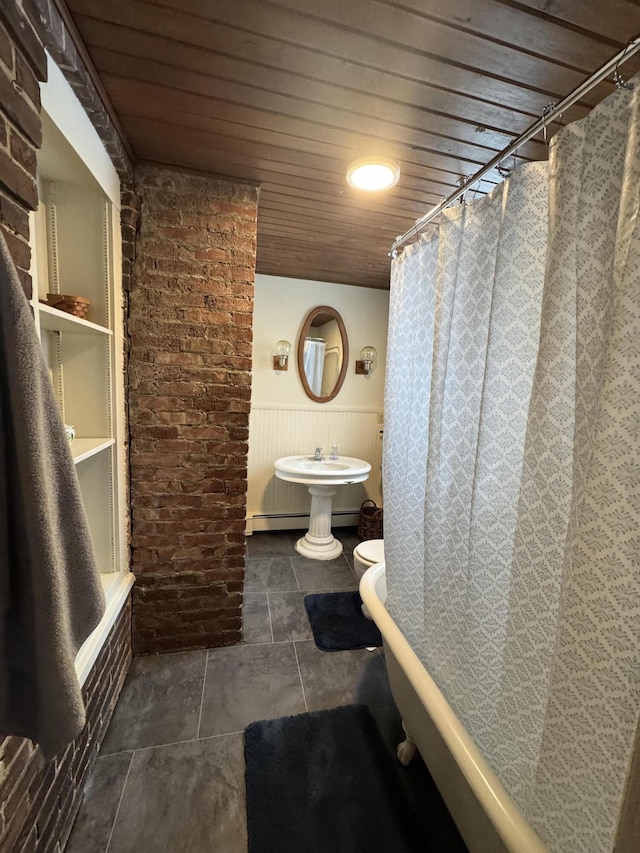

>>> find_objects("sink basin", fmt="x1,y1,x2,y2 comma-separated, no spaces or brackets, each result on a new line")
298,460,351,471
275,455,371,485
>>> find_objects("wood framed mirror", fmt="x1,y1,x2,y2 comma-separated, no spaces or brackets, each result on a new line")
297,306,349,403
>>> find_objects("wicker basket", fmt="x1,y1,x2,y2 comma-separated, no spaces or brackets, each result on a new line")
357,499,383,541
46,293,90,319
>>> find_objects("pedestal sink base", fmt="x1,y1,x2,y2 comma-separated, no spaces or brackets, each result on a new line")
295,533,343,561
294,483,344,561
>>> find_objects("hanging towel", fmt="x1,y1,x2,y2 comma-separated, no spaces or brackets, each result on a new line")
0,232,105,758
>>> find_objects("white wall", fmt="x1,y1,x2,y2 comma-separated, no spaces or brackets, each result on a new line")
248,275,389,530
252,275,388,410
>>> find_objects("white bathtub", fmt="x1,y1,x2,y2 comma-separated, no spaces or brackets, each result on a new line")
360,562,550,853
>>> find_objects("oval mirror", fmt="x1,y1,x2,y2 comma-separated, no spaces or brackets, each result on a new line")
297,306,349,403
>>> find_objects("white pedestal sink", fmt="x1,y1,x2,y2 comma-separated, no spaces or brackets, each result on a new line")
274,455,371,560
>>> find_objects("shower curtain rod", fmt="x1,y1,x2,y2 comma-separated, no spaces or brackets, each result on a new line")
390,35,640,257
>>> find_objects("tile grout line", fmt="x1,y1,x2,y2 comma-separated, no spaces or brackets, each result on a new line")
292,641,309,712
265,593,275,643
239,637,302,648
196,650,209,739
104,751,134,853
292,556,301,591
104,730,247,759
101,738,195,759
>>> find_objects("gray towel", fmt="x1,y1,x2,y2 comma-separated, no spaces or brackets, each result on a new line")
0,231,105,758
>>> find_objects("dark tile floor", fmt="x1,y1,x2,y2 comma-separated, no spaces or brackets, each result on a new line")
66,528,465,853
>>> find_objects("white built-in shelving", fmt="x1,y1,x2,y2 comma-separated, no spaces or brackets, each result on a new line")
71,437,116,465
38,302,112,336
29,55,131,632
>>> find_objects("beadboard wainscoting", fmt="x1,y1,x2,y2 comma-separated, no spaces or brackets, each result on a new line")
247,405,383,532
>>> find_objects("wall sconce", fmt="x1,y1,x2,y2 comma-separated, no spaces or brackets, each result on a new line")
273,340,292,370
356,345,377,375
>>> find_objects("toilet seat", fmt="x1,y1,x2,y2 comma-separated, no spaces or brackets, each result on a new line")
353,538,385,580
355,539,385,565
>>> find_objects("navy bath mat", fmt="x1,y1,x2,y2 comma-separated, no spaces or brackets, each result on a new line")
244,705,420,853
304,590,382,651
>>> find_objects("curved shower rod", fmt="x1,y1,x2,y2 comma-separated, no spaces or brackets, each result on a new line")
389,34,640,258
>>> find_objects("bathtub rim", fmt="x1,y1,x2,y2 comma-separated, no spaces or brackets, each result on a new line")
75,571,134,687
360,561,549,853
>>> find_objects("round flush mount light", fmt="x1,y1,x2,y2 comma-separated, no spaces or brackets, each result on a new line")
346,157,400,191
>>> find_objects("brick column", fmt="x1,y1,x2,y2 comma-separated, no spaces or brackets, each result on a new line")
129,164,257,654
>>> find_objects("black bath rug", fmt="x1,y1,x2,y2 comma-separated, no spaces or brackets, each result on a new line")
304,590,383,651
244,704,420,853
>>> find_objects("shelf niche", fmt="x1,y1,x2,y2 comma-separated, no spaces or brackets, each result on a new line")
30,98,125,583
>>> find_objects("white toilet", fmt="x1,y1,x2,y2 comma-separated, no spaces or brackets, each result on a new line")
353,538,385,580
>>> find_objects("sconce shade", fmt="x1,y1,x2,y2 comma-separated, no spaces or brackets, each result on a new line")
273,339,292,370
356,345,377,375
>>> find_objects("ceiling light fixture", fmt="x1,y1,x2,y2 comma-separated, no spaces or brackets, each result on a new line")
346,157,400,192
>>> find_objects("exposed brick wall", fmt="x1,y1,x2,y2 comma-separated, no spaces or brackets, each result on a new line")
0,2,45,298
120,178,141,558
129,164,257,654
120,179,140,295
0,601,132,853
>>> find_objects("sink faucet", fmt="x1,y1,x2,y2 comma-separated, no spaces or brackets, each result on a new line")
313,447,324,461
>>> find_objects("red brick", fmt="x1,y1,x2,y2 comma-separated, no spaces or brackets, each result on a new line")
214,200,257,216
2,225,30,270
0,141,37,208
0,188,29,237
135,395,182,411
9,127,36,174
121,186,138,208
157,225,199,241
233,311,252,327
0,66,41,147
0,2,46,81
154,352,203,366
182,308,232,325
194,247,229,262
14,48,40,109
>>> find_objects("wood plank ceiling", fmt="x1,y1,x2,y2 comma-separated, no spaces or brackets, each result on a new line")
64,0,640,289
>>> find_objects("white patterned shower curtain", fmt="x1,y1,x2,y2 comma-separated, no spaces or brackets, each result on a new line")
385,79,640,853
303,337,326,396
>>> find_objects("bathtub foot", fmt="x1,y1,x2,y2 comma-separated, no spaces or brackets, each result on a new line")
397,722,417,766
